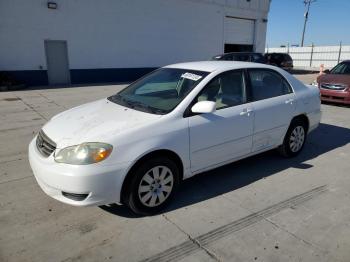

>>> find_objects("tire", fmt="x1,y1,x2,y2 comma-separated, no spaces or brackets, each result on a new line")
278,118,307,157
124,157,180,215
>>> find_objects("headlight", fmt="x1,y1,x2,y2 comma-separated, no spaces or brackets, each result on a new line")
311,80,319,87
55,142,113,165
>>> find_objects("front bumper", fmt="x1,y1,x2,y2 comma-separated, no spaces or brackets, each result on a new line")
28,138,130,206
320,89,350,104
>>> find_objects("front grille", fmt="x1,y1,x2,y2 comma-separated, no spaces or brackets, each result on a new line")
321,95,345,100
321,83,347,91
36,130,56,157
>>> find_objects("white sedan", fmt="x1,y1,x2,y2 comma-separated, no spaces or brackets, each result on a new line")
29,61,321,215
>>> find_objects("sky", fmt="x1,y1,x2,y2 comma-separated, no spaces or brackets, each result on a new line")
266,0,350,47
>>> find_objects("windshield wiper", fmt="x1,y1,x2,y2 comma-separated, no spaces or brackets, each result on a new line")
109,94,133,108
109,95,166,115
125,100,167,115
108,94,123,104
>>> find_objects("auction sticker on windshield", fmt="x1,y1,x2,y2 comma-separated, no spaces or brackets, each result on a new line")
181,72,203,81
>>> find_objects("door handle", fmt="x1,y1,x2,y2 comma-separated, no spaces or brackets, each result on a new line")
285,98,294,104
240,108,253,116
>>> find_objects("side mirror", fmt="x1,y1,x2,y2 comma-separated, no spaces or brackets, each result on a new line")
191,101,216,114
323,69,330,74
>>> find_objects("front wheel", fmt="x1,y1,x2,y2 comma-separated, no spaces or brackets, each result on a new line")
278,119,307,157
125,157,180,215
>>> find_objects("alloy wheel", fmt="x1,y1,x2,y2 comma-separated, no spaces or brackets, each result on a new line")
138,166,174,207
289,126,305,152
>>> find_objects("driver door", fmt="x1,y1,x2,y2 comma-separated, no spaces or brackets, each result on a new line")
188,70,254,172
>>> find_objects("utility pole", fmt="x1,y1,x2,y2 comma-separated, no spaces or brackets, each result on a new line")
301,0,316,47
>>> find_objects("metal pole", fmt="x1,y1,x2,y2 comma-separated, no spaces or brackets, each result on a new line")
301,0,315,47
310,43,314,67
337,41,342,64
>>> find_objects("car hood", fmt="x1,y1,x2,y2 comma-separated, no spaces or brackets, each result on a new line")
317,74,350,88
42,99,162,148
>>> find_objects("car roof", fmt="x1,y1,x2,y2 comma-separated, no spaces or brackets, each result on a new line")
267,53,291,56
165,61,273,73
221,52,261,55
214,52,262,57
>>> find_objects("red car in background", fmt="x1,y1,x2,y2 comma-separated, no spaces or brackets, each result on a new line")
314,61,350,105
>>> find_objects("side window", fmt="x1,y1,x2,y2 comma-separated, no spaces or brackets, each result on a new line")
248,69,292,101
231,54,239,61
239,54,250,62
223,55,233,61
252,54,263,62
196,70,246,110
275,54,282,61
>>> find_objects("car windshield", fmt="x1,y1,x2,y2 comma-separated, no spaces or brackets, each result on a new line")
108,68,209,114
330,62,350,74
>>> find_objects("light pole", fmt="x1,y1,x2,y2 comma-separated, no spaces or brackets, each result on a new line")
301,0,316,47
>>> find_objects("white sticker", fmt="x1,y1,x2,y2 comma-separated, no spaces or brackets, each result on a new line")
181,72,202,81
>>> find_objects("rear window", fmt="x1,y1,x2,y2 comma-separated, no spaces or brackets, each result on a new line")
251,54,264,62
284,54,292,61
232,54,250,62
222,55,233,61
273,54,283,60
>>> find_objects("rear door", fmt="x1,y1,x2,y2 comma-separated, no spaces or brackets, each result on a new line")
247,69,296,152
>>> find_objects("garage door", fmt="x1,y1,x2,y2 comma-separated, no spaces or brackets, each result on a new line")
224,17,255,45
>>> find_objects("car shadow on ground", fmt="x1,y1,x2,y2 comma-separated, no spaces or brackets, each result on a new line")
100,123,350,218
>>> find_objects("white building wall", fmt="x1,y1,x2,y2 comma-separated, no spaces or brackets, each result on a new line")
0,0,269,83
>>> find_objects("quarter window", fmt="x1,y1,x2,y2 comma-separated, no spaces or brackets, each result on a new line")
248,69,292,101
195,70,246,110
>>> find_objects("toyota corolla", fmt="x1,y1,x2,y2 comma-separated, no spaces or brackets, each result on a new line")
29,61,321,215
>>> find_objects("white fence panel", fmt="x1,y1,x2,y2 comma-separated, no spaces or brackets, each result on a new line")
340,45,350,62
265,45,350,69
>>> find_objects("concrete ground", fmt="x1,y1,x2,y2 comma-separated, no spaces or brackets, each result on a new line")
1,73,350,262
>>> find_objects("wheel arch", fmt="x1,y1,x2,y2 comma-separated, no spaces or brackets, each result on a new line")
291,113,310,132
120,149,184,204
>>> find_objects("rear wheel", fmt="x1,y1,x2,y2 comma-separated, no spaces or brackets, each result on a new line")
125,157,179,215
278,119,307,157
